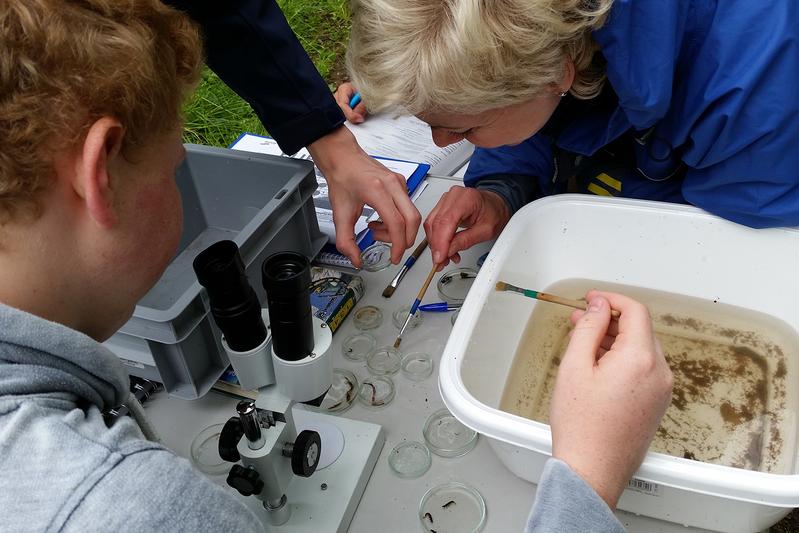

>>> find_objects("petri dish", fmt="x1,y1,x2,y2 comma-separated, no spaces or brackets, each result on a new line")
437,267,478,305
361,242,392,272
401,352,434,381
392,305,425,330
366,346,402,376
450,308,461,326
388,441,432,479
423,408,478,458
353,305,383,330
190,423,229,476
357,376,395,409
341,332,377,362
419,482,486,533
317,368,359,413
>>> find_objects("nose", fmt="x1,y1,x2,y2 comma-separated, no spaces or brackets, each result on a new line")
431,129,463,148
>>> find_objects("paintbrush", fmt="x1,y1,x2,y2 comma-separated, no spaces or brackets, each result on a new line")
382,238,429,298
393,264,439,348
495,281,621,318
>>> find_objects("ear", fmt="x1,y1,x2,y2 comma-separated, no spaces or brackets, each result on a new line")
559,58,576,94
73,117,125,228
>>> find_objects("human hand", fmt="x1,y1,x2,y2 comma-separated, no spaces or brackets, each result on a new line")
419,185,509,268
549,291,673,509
333,82,366,124
308,126,421,268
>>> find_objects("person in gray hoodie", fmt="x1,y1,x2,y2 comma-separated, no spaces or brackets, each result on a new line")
0,1,672,531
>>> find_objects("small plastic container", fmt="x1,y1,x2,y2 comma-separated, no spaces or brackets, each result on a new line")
341,332,377,362
353,305,383,330
419,482,486,533
401,352,434,381
437,267,478,305
357,376,395,409
388,441,432,479
423,408,478,458
361,242,392,272
317,369,359,413
366,346,402,376
392,305,424,330
190,423,229,476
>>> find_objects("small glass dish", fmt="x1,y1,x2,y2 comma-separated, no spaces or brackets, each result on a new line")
450,308,461,326
357,376,395,409
392,305,425,330
437,267,478,305
341,332,377,362
353,305,383,330
419,482,486,533
317,368,358,413
366,346,402,375
401,352,434,381
388,441,432,479
423,408,478,458
360,242,392,272
190,423,229,476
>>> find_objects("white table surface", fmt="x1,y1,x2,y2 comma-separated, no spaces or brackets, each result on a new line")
145,175,715,533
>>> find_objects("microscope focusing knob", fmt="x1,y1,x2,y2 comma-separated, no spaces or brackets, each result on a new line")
291,430,322,478
218,417,244,463
226,465,264,497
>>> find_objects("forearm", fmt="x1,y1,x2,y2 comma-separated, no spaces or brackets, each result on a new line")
525,458,626,533
165,0,344,154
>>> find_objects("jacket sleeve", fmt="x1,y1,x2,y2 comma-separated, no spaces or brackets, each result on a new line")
165,0,345,155
464,134,554,215
525,458,626,533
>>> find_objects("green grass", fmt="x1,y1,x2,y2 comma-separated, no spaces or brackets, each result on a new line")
183,0,350,147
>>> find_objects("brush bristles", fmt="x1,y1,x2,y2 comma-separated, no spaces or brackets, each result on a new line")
393,337,402,348
495,281,507,291
382,284,397,298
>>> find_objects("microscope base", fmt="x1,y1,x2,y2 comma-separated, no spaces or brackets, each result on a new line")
248,409,384,532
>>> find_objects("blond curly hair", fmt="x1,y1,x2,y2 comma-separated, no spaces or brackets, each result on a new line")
0,0,203,224
347,0,612,115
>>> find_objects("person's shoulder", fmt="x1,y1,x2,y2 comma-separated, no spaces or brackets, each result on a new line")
63,445,262,532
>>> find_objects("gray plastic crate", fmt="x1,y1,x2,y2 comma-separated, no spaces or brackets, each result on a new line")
104,144,326,399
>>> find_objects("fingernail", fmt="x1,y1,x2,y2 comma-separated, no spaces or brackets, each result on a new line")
433,251,443,264
588,298,604,312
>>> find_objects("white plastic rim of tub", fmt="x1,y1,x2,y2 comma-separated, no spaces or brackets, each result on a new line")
439,194,799,508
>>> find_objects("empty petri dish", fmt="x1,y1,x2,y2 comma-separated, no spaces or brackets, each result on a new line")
341,332,377,362
366,346,402,375
361,242,392,272
317,369,359,413
388,441,432,479
357,376,395,409
401,352,434,381
437,267,478,305
419,482,486,533
392,305,425,330
353,305,383,330
190,423,229,476
423,408,478,458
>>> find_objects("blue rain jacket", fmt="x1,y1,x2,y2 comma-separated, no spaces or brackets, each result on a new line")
466,0,799,228
164,0,345,155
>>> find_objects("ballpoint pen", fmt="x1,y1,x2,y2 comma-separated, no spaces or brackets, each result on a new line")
348,92,362,108
418,302,461,312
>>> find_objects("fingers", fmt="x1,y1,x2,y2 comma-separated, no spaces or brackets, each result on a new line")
424,186,473,264
561,295,612,368
332,207,363,268
585,290,653,345
333,82,366,124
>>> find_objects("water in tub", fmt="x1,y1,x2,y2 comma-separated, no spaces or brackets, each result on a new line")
499,279,798,473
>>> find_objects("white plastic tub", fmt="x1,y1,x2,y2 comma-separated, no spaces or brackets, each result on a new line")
440,195,799,532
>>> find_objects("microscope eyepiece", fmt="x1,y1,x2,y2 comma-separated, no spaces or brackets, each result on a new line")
193,240,267,352
262,252,313,361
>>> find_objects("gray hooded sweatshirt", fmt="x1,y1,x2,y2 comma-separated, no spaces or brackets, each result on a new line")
0,303,623,532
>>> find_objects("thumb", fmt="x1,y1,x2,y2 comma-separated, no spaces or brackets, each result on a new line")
562,296,611,367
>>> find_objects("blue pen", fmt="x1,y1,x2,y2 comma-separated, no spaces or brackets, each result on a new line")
348,92,362,108
419,302,461,312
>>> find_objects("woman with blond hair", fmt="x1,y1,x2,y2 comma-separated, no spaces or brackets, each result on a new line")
339,0,799,267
